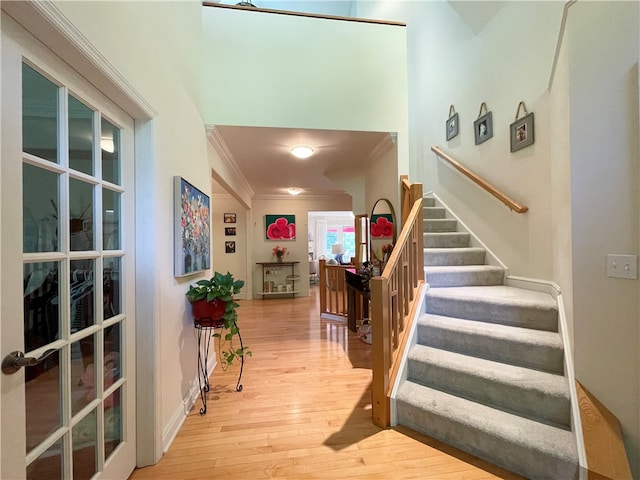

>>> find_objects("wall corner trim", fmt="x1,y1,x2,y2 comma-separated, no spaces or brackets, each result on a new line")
2,0,157,119
205,124,255,199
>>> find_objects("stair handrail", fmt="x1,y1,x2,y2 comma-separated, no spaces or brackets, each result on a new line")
431,146,529,213
370,180,424,428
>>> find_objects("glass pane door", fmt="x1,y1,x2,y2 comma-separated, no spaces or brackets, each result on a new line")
18,60,133,480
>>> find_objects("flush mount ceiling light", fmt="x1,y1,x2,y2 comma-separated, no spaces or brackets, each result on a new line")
287,187,303,196
290,145,314,159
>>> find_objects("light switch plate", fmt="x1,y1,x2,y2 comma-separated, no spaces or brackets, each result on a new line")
607,254,638,279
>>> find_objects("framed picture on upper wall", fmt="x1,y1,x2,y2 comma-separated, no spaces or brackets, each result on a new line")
224,213,236,224
474,102,493,145
174,176,210,277
265,214,296,240
510,102,535,152
225,227,236,236
446,105,459,141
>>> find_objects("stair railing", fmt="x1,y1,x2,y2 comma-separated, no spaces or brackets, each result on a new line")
431,146,529,213
400,174,423,224
370,180,424,428
318,259,351,319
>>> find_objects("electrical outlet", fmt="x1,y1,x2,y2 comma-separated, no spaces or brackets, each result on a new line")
607,254,638,279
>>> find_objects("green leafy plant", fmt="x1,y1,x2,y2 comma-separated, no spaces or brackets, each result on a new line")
186,271,251,368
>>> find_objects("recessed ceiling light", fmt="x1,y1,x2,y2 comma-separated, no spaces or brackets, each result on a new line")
288,187,303,196
291,145,314,159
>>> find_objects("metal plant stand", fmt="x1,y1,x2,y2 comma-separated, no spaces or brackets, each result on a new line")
194,318,245,415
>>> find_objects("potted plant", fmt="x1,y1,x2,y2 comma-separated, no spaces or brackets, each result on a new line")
186,271,251,367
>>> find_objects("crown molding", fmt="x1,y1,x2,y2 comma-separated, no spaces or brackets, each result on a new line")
2,0,157,120
205,125,255,198
369,133,395,161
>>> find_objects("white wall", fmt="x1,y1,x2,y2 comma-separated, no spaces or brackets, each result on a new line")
202,6,410,210
210,193,250,297
567,2,640,473
365,136,399,225
357,1,564,281
53,0,209,461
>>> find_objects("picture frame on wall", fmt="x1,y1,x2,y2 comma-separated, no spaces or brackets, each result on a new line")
510,102,535,152
474,102,493,145
225,227,236,236
265,214,296,240
224,213,236,224
174,176,210,277
225,241,236,254
446,105,459,141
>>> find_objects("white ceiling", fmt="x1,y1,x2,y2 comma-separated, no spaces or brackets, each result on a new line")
213,125,389,197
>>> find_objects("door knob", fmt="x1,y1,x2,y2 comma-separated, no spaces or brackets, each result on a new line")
2,349,56,374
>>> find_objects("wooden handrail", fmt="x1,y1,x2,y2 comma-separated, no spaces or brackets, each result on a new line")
370,182,423,428
430,146,529,213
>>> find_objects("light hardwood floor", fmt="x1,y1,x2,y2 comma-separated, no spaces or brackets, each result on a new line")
129,287,523,479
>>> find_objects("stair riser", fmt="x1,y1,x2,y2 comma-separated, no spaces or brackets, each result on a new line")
424,219,458,232
424,233,470,248
417,322,564,374
397,400,578,480
423,207,446,219
425,295,558,331
424,249,485,266
407,357,571,427
425,269,504,287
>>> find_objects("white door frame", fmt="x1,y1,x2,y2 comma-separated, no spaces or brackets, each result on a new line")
1,0,162,469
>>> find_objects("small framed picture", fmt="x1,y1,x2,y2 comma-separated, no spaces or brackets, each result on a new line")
224,213,236,224
225,241,236,253
474,111,493,145
225,227,236,236
446,112,459,141
510,112,535,152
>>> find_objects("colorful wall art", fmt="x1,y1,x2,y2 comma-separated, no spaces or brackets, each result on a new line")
174,176,211,277
265,215,296,240
370,214,394,238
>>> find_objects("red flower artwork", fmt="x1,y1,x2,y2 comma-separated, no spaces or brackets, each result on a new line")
371,216,394,238
266,216,296,240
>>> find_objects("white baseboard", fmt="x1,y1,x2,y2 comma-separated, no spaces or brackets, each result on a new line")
162,358,217,453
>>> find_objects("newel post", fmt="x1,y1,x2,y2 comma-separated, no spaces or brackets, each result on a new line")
370,276,391,428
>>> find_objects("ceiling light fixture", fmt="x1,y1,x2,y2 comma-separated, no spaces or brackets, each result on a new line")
290,145,314,159
287,187,303,196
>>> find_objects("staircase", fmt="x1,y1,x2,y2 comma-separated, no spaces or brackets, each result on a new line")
395,196,579,479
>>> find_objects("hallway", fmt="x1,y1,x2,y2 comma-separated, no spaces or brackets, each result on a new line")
130,289,522,479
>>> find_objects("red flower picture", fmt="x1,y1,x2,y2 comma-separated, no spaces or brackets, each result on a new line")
265,215,296,240
370,214,394,238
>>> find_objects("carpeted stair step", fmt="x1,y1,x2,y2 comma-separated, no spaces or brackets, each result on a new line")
423,206,446,219
396,381,579,480
425,265,504,287
424,247,486,266
407,345,571,427
417,313,564,374
423,197,435,208
425,285,559,331
424,218,458,232
424,231,471,248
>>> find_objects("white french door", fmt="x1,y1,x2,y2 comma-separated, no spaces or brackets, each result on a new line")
1,15,136,479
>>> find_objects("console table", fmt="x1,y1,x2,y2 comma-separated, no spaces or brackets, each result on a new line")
256,261,300,298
